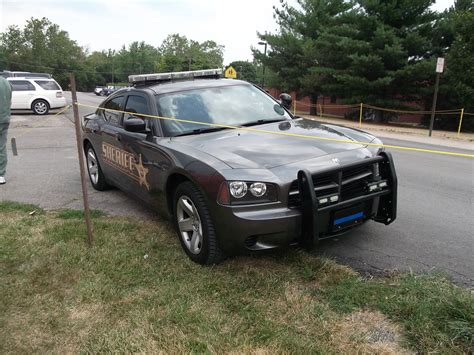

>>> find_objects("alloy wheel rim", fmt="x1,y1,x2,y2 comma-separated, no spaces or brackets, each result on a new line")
176,196,203,255
34,102,47,114
87,149,99,185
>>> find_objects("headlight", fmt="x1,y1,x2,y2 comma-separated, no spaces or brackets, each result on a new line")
217,181,278,205
229,181,248,198
249,182,267,197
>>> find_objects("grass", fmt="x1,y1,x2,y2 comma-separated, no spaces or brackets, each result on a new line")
1,201,472,353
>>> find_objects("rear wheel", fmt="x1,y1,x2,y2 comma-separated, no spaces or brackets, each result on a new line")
32,99,49,115
85,144,110,191
173,182,226,264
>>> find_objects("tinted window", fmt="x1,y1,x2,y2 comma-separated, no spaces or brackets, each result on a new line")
102,96,124,126
10,80,35,91
124,95,148,120
35,80,60,90
156,84,291,137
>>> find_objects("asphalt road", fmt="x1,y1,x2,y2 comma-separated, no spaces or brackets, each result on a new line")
2,91,473,287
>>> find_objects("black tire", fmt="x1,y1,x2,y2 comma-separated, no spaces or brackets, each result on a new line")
85,143,110,191
173,181,226,265
32,99,49,115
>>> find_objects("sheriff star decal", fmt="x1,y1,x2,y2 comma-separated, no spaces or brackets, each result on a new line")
101,142,150,190
135,154,150,190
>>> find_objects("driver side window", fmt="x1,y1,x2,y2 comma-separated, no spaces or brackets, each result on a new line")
124,95,149,121
102,96,124,126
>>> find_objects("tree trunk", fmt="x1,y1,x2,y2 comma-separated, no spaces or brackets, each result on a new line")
310,94,318,116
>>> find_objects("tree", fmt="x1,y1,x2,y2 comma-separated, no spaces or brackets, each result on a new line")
157,34,224,72
114,42,160,82
255,0,448,121
253,0,354,114
0,17,89,89
227,60,257,83
428,0,474,131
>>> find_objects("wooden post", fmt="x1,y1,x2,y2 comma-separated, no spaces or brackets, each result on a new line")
318,104,322,118
428,72,440,137
457,108,464,136
11,137,18,156
69,73,94,246
359,103,363,128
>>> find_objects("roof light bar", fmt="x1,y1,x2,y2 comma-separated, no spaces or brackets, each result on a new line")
129,68,222,85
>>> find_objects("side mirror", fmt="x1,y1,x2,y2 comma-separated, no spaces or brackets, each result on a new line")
83,113,96,121
123,117,147,133
279,93,292,110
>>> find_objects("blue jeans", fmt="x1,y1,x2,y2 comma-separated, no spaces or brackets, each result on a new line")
0,121,9,176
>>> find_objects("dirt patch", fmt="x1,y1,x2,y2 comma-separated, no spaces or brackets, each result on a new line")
331,309,411,354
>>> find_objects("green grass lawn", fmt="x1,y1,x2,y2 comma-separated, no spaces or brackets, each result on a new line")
1,201,472,353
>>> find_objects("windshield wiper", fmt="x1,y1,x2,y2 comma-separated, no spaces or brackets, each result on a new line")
240,118,287,127
174,126,229,137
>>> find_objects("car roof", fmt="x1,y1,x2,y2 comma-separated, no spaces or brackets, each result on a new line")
138,78,251,95
7,77,56,81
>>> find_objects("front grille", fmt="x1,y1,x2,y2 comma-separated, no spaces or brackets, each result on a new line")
288,162,377,208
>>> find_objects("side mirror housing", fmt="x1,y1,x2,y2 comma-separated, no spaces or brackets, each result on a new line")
279,93,292,110
83,113,97,122
123,117,147,133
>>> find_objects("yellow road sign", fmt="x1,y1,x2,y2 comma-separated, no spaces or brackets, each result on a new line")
224,66,237,79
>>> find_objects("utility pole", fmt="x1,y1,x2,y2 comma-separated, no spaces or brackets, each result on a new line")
258,41,267,88
111,57,114,84
429,58,444,137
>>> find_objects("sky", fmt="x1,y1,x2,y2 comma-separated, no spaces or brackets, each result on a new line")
0,0,456,64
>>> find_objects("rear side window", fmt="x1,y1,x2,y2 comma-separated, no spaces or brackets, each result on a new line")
35,80,60,90
102,96,124,126
10,80,35,91
124,95,149,120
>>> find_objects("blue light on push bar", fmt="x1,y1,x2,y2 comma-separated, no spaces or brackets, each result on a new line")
334,212,364,225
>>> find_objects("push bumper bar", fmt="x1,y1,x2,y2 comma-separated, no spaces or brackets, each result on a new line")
297,151,397,248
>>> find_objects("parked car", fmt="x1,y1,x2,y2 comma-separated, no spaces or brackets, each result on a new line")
94,86,105,95
82,69,397,264
7,77,67,115
95,85,127,96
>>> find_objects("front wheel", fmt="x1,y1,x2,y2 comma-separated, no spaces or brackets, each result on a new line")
173,182,226,264
85,144,110,191
32,99,49,115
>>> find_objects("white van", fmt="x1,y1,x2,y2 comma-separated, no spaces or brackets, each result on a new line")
7,77,67,115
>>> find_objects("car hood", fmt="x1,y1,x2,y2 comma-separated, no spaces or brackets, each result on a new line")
174,118,377,169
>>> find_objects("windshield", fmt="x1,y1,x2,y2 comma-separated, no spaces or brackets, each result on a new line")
156,84,291,136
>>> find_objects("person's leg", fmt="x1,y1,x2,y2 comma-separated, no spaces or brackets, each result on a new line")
0,121,9,179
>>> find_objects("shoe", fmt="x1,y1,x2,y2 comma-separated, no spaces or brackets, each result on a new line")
0,176,5,184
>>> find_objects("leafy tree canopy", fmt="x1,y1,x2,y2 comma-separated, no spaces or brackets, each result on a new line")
157,34,224,72
0,20,225,91
254,0,473,123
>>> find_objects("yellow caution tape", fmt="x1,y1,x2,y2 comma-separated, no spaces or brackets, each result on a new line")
363,103,460,115
55,104,73,116
296,101,359,109
75,102,474,159
295,100,462,115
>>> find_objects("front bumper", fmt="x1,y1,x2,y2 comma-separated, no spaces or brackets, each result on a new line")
212,152,397,254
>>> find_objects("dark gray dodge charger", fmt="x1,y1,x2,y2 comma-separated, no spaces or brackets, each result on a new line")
82,69,397,264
